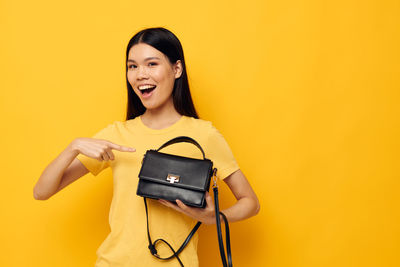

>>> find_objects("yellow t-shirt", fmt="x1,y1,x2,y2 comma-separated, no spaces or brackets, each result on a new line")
76,115,239,267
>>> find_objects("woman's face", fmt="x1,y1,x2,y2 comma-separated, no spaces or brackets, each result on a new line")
127,43,182,111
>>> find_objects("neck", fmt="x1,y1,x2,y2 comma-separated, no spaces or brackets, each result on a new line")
141,98,182,130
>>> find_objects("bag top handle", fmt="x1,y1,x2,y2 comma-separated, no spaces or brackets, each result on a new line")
156,136,206,160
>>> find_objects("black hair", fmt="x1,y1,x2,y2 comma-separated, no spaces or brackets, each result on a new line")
125,27,199,120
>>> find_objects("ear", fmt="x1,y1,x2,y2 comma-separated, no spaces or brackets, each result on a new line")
173,60,183,79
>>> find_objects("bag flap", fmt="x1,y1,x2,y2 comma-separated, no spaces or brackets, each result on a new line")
138,150,213,192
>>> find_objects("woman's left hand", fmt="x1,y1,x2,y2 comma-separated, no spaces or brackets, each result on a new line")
158,191,216,225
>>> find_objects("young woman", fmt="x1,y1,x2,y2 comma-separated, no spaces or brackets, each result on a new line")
33,27,260,267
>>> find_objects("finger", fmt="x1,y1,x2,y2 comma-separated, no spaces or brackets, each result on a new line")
106,141,135,152
175,200,203,219
159,199,182,212
158,199,175,207
94,147,107,161
101,151,110,161
176,199,193,213
105,148,114,160
205,192,214,209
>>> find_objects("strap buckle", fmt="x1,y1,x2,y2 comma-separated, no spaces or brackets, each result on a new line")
148,244,159,257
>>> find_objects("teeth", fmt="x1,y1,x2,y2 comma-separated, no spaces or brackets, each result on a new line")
138,85,156,90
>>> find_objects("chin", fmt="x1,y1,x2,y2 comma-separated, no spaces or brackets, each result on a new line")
140,97,172,111
141,101,161,110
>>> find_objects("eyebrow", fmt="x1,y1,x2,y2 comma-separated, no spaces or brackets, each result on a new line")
127,57,160,63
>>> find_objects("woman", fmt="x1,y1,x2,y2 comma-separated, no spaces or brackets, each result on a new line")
33,27,260,267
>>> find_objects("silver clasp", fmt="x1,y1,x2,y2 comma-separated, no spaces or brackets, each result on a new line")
167,174,180,184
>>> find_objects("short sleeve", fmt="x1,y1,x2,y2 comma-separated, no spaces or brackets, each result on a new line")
76,123,115,176
206,125,240,180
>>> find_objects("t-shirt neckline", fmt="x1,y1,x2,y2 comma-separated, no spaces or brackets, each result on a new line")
137,115,187,134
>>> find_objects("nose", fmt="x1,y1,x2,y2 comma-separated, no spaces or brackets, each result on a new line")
136,65,148,80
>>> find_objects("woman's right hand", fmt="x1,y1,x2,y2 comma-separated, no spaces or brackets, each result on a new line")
71,137,136,161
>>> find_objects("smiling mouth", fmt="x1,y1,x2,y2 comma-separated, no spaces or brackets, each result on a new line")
139,85,156,96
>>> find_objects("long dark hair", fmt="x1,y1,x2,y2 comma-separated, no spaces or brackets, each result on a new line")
125,27,199,120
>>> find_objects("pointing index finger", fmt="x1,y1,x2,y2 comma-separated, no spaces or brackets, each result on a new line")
107,141,136,152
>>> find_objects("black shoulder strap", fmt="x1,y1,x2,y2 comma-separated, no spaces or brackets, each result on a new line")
144,197,202,266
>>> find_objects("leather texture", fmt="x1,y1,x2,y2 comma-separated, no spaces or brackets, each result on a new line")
137,137,213,208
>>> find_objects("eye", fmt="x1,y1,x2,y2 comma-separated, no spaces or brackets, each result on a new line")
128,64,137,69
149,62,157,66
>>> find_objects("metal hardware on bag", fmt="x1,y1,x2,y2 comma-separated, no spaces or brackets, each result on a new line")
167,174,180,183
212,168,218,189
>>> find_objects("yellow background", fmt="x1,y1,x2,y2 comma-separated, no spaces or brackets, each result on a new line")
1,0,399,266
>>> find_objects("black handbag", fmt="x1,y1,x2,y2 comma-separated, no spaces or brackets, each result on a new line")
136,136,233,267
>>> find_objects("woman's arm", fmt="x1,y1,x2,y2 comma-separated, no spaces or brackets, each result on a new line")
158,169,260,224
33,138,136,200
33,142,86,200
216,169,260,222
